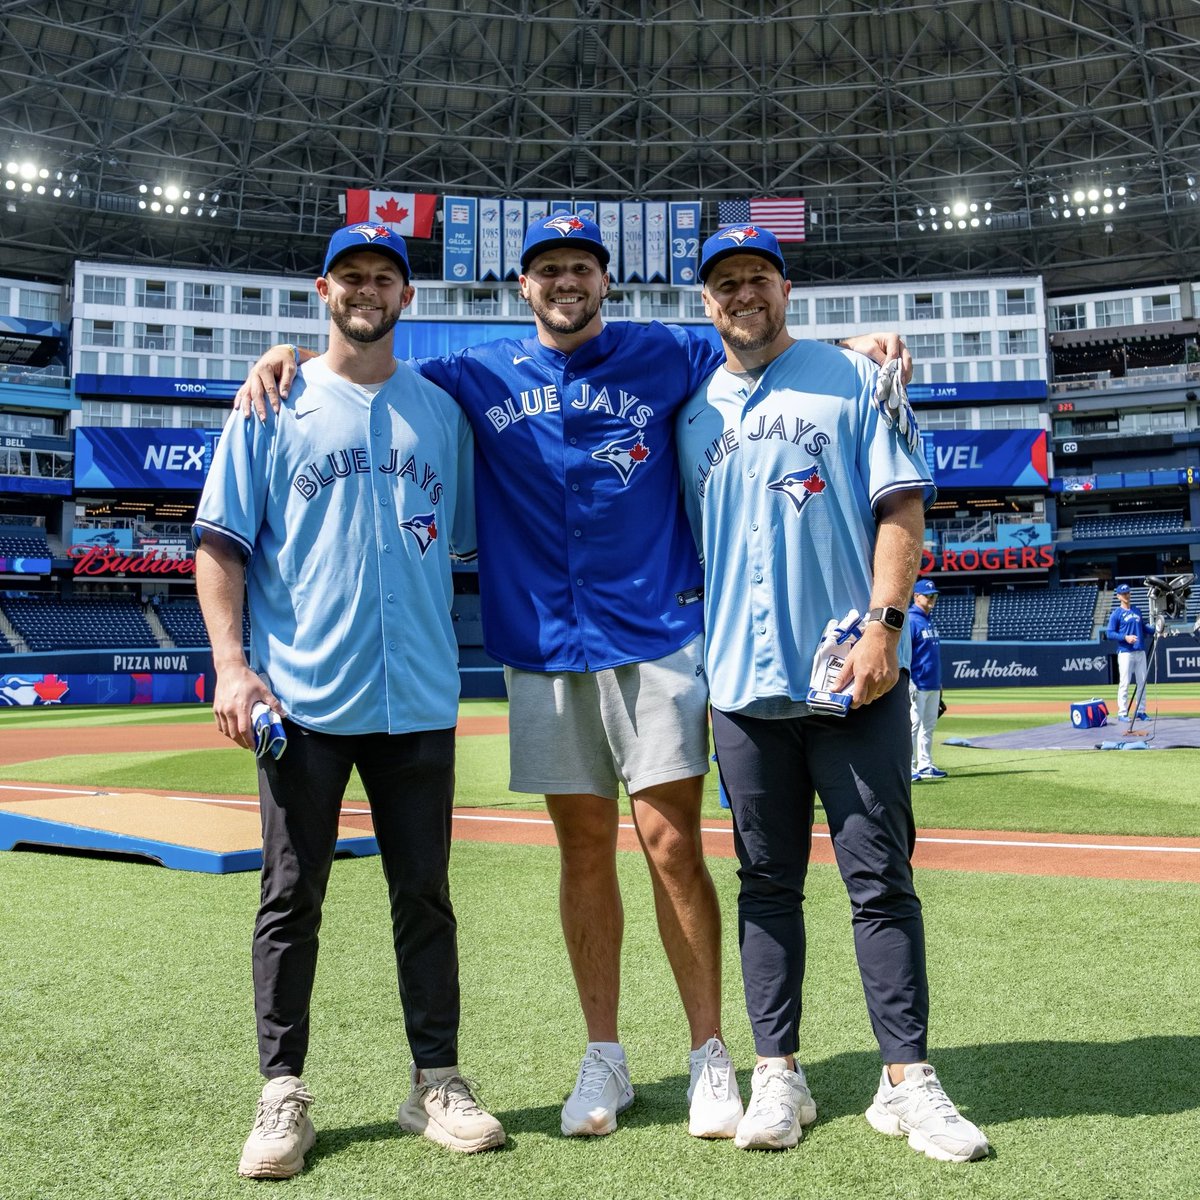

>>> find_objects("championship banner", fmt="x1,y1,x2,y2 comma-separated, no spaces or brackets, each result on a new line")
549,198,575,214
478,199,502,281
574,200,598,222
74,427,220,491
502,199,526,279
921,429,1048,489
621,202,645,282
525,198,549,225
344,189,436,237
669,202,701,285
442,196,478,283
645,202,668,283
598,202,622,277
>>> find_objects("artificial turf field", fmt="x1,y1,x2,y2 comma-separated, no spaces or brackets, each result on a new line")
1,687,1198,1199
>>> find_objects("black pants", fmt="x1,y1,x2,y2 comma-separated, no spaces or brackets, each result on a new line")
711,680,928,1063
253,722,460,1078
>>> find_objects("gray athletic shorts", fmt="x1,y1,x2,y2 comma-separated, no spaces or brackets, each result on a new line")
504,635,710,800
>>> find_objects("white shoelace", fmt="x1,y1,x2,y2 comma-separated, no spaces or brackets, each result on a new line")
254,1086,314,1138
747,1070,797,1120
423,1074,487,1116
896,1072,958,1121
576,1051,629,1101
695,1049,735,1101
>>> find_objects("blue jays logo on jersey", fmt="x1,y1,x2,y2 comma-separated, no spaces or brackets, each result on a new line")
399,511,438,556
592,432,651,484
546,214,585,237
718,224,766,247
767,464,827,515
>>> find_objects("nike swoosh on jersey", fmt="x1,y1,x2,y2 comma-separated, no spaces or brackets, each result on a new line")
294,407,321,418
687,410,704,423
512,354,533,364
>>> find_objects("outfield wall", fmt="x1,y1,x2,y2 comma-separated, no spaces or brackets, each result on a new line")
5,639,1199,706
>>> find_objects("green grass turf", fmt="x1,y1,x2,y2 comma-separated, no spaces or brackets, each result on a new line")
4,690,1198,836
1,841,1196,1200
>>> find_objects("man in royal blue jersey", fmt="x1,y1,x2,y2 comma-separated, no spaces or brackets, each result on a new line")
1106,583,1149,719
677,224,988,1161
908,579,947,780
236,213,907,1140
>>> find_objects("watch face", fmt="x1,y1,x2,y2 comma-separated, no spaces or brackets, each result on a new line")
884,607,905,630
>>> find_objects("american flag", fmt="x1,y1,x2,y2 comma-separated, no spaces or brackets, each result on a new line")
716,197,806,242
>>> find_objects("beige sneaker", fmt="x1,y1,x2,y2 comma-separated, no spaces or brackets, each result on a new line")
397,1064,506,1153
237,1075,316,1179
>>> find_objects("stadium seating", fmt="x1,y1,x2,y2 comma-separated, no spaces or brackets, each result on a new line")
155,598,250,648
987,585,1099,641
0,530,52,558
0,596,158,652
1071,512,1184,539
929,590,975,639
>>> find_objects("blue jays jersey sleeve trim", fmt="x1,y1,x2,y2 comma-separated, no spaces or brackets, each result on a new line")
870,477,937,512
192,518,253,558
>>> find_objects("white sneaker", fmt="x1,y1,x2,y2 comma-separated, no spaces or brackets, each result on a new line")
560,1047,635,1136
397,1063,506,1153
865,1063,988,1162
237,1075,316,1179
687,1037,744,1138
733,1059,817,1151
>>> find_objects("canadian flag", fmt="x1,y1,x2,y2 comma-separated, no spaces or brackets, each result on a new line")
345,189,436,238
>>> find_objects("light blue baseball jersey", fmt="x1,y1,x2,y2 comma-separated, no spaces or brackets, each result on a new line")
417,322,721,672
676,340,935,714
194,357,475,735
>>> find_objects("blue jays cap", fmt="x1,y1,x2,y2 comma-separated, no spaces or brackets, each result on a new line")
698,223,787,282
323,223,412,281
1114,583,1131,594
913,579,939,595
520,213,610,271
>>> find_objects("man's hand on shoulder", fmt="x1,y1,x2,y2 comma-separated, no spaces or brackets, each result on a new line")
232,344,311,422
841,332,913,383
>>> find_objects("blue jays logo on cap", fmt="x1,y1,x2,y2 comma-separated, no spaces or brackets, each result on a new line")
323,223,412,279
767,464,827,516
399,511,438,556
699,223,786,281
520,212,610,270
591,432,651,484
1114,583,1131,594
913,579,939,595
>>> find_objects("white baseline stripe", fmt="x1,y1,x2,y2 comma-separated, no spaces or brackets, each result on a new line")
450,812,1200,857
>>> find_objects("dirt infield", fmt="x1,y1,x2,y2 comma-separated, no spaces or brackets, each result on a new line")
1,720,1197,884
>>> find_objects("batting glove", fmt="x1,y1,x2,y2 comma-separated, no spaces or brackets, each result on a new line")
807,609,863,717
873,359,920,454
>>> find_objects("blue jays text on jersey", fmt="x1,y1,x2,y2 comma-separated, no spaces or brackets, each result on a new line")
676,340,935,714
417,321,724,672
193,358,476,735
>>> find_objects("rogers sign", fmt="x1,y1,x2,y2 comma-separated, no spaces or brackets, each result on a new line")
920,545,1054,574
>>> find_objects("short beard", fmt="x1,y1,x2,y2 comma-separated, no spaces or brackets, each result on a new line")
525,292,602,336
330,303,400,344
715,311,787,354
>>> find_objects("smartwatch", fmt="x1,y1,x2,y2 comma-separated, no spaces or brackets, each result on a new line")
865,605,906,632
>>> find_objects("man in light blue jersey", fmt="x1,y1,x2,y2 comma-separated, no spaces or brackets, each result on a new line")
236,214,909,1141
196,224,504,1178
676,225,988,1162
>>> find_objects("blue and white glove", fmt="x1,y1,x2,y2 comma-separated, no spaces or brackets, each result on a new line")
807,609,864,717
873,359,920,454
251,701,287,760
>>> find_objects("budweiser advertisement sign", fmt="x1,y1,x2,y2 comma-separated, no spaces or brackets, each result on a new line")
69,545,196,577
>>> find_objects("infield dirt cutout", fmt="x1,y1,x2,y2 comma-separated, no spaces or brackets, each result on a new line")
0,715,1197,884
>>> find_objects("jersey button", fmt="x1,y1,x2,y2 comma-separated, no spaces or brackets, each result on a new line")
388,640,397,650
571,483,580,492
372,426,381,437
573,529,582,537
576,578,584,586
379,497,388,507
758,625,767,635
748,470,756,478
754,573,763,583
750,522,759,531
383,544,391,553
569,436,577,445
386,593,395,603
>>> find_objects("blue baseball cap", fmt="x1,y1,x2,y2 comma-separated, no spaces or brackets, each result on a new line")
913,579,939,595
698,223,787,282
520,213,609,271
323,223,411,280
1114,583,1131,594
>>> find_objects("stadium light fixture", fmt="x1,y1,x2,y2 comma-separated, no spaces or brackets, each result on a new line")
915,198,992,233
137,179,222,219
1047,181,1128,221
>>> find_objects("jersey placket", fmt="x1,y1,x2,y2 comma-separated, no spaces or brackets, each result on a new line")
369,391,404,727
738,393,789,698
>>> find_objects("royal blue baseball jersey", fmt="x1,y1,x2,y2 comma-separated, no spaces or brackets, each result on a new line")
417,322,722,671
676,341,935,713
908,602,942,691
1106,604,1149,653
194,357,475,735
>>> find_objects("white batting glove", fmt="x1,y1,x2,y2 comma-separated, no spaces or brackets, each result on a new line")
806,609,864,717
873,359,920,454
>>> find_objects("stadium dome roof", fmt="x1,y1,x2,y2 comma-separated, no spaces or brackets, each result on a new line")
2,1,1199,291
